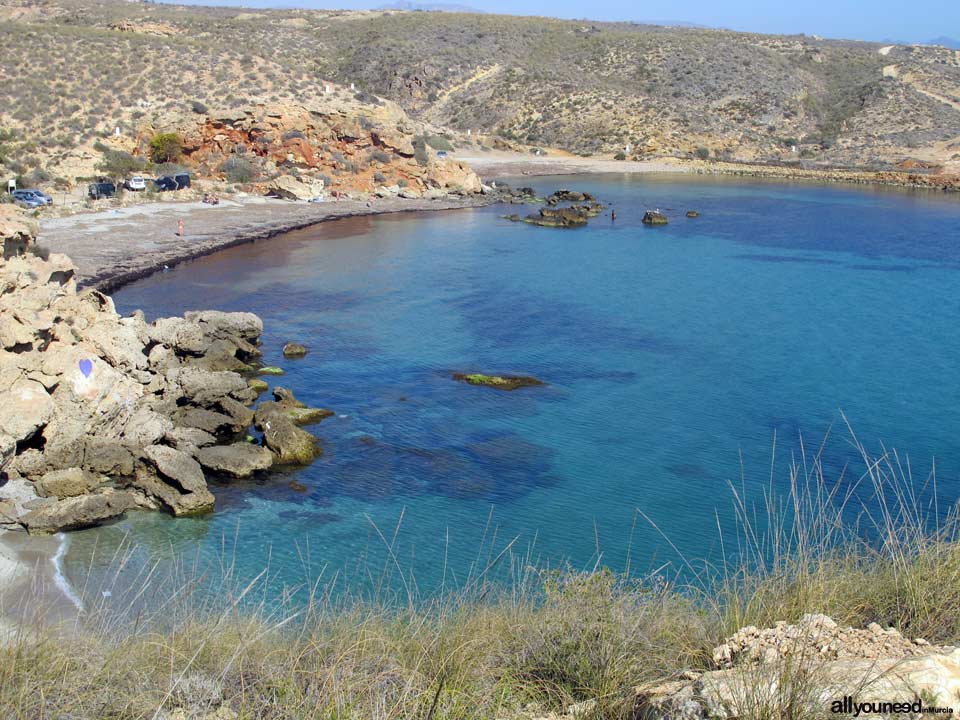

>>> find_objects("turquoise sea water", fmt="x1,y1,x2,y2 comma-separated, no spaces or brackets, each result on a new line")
64,174,960,601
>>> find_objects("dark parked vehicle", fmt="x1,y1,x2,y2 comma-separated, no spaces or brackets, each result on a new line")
88,182,117,200
154,172,190,191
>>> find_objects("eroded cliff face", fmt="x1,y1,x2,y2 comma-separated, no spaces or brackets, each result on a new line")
130,97,482,196
0,229,326,534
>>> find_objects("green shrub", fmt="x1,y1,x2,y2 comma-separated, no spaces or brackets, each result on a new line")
425,134,454,151
614,151,626,160
149,132,182,164
695,146,711,160
220,155,258,183
97,149,146,181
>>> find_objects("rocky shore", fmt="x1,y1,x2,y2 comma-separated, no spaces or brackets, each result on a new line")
0,246,327,535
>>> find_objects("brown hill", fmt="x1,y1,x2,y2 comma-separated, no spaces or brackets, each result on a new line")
0,0,958,187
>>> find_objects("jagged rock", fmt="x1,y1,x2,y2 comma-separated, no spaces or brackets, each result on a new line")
642,210,669,225
165,427,217,451
122,406,174,448
21,490,135,534
195,443,274,478
137,445,214,515
217,396,255,429
83,438,136,477
254,404,321,465
271,387,333,425
172,367,251,406
636,615,960,720
34,468,99,499
0,205,39,260
0,378,54,445
182,310,263,344
174,407,244,438
130,465,214,516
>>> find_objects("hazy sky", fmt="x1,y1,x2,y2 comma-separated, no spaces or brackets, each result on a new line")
170,0,958,43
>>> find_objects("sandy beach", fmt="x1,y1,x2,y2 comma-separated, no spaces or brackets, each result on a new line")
38,193,496,291
0,531,78,639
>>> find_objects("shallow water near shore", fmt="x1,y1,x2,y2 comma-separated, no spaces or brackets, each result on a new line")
64,174,960,603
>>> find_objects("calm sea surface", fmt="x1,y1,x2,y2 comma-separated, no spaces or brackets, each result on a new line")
64,174,960,600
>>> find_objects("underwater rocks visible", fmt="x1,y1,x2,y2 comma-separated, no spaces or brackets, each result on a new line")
0,250,324,533
501,187,604,228
686,210,700,218
642,210,669,225
452,373,545,391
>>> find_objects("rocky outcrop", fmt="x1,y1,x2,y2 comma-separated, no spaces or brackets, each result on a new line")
0,206,37,260
0,248,324,532
134,99,484,198
635,615,960,719
642,210,669,225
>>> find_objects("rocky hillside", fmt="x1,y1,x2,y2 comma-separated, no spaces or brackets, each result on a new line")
1,0,959,180
0,0,481,195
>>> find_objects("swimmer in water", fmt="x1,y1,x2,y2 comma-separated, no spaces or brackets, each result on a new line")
611,210,617,221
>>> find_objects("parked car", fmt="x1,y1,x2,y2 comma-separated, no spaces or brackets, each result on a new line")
124,176,147,191
88,182,117,200
154,172,190,191
11,189,52,207
436,150,448,158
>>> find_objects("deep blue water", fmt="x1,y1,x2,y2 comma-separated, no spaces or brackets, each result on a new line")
64,174,960,601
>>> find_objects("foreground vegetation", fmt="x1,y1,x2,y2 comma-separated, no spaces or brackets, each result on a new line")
2,428,960,719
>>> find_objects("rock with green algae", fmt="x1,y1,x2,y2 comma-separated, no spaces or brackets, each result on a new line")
248,378,269,393
452,373,545,391
256,366,285,376
282,342,308,358
271,387,334,426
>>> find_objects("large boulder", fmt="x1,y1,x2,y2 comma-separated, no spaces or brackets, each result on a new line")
195,443,274,478
254,404,321,465
136,445,214,516
21,490,135,534
266,175,326,200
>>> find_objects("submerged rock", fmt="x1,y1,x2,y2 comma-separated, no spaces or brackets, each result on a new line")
256,366,285,376
452,373,545,391
686,210,701,218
